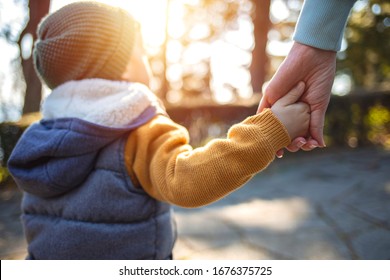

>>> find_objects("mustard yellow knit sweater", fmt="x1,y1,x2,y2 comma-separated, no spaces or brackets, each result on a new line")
124,108,290,208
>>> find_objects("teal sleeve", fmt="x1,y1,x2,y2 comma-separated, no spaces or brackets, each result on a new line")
293,0,357,51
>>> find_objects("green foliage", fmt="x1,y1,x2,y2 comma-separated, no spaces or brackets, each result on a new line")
337,0,390,89
324,91,390,148
365,104,390,148
0,166,10,185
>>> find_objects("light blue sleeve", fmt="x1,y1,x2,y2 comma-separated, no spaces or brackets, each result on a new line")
293,0,357,51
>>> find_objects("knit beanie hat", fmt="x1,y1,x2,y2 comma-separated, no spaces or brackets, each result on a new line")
33,1,137,89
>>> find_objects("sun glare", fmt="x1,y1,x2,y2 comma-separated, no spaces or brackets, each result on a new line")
48,0,314,105
50,0,255,104
50,0,169,47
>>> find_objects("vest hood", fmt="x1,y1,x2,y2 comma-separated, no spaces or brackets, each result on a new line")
8,79,164,198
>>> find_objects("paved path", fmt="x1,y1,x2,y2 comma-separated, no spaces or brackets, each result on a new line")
1,147,389,259
172,147,390,259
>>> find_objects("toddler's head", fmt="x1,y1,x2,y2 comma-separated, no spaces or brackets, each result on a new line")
34,1,150,89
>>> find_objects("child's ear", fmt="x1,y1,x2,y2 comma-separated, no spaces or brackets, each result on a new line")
121,24,152,86
121,52,151,86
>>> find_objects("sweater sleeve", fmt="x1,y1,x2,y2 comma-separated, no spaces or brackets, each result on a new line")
293,0,357,51
124,109,290,208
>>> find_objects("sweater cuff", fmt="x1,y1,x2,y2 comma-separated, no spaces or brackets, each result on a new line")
293,0,356,51
248,109,290,152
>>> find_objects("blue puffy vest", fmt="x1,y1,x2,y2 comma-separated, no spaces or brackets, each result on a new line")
8,108,176,259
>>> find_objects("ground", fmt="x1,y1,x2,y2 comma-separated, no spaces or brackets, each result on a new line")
1,147,389,259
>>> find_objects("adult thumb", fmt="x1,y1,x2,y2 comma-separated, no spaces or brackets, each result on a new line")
275,82,305,106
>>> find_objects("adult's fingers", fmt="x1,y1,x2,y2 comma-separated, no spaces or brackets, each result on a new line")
300,139,320,151
308,109,326,147
276,149,284,158
285,137,307,152
257,96,271,114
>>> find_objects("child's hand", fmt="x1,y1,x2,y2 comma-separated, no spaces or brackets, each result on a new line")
271,82,310,140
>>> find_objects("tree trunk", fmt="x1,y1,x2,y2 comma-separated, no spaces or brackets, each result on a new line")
250,0,271,94
18,0,50,114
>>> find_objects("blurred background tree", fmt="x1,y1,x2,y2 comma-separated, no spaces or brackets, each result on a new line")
1,0,388,114
0,0,389,182
151,0,261,105
0,0,49,116
337,0,390,91
17,0,50,114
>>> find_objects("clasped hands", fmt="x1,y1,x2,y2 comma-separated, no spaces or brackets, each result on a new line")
258,42,337,157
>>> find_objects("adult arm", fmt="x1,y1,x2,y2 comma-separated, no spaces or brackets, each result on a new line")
258,0,356,153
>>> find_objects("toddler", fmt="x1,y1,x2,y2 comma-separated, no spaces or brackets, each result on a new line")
8,2,310,259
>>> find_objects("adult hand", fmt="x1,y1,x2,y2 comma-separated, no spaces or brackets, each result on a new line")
257,42,336,155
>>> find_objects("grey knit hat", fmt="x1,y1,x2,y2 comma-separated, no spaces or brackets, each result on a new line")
33,1,137,89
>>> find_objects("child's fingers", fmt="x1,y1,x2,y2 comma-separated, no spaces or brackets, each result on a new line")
274,81,305,107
